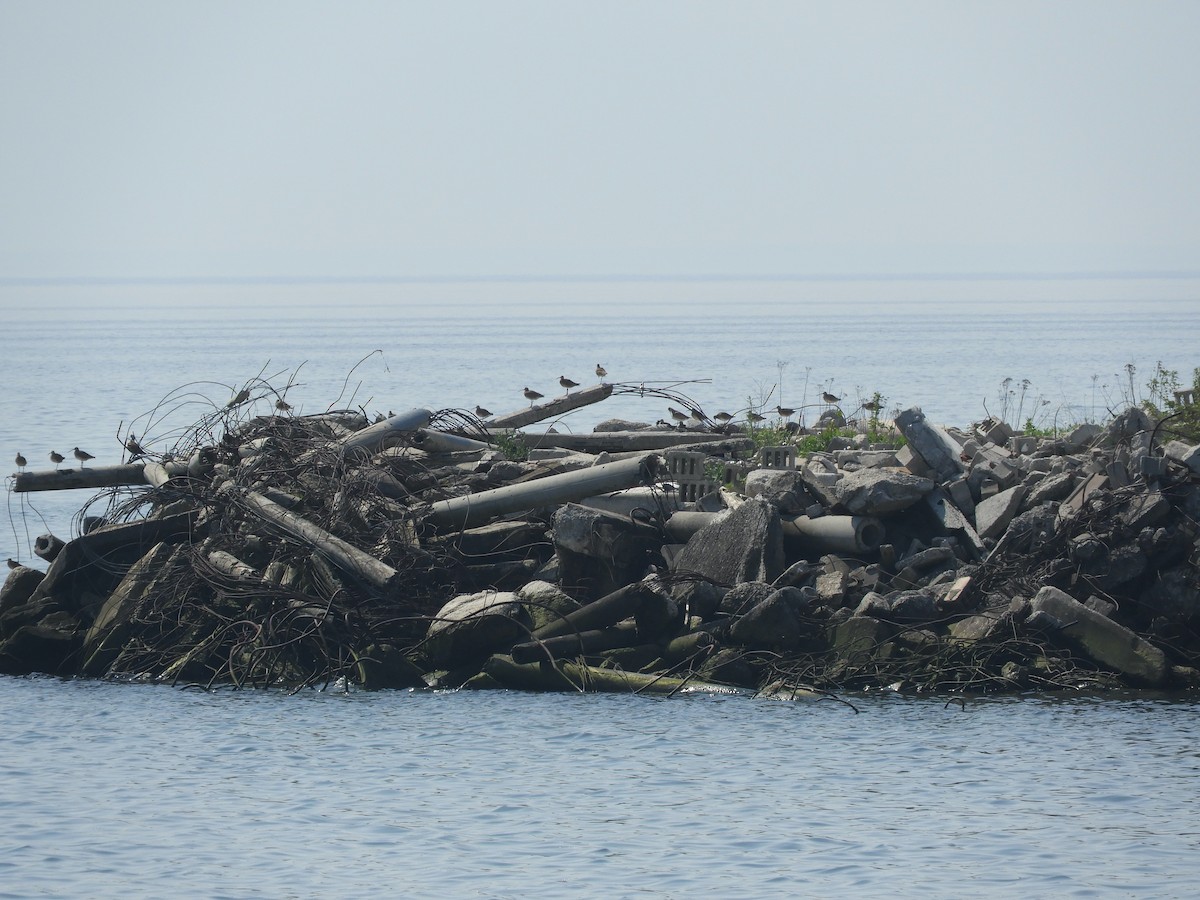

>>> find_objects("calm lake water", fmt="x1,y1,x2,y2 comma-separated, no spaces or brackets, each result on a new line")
2,276,1199,896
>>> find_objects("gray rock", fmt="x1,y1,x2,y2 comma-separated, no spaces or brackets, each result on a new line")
1030,585,1167,685
719,581,774,617
516,580,582,632
672,498,785,587
425,589,530,664
1141,568,1200,622
975,484,1029,540
1163,440,1200,475
830,615,894,664
1024,471,1076,509
729,588,810,649
835,468,935,515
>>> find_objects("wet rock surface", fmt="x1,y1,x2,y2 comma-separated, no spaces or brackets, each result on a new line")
4,390,1200,698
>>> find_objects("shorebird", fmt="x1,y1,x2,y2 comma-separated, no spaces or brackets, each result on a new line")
689,407,706,424
227,388,251,408
6,558,19,569
559,375,580,395
822,391,842,405
746,411,766,424
49,450,64,470
776,406,795,419
73,447,95,468
124,435,145,460
274,398,291,412
474,405,492,418
713,412,733,424
862,400,882,413
595,364,607,379
14,452,26,472
667,406,689,425
523,386,544,406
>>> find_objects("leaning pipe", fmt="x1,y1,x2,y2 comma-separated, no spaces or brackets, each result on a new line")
426,453,660,530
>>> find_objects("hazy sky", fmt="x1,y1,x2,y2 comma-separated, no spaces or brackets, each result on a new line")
2,1,1198,279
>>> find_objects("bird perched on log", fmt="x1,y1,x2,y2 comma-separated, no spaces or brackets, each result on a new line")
595,364,607,379
474,405,492,418
523,386,544,406
49,450,64,470
14,452,26,472
227,388,251,408
822,391,842,405
124,435,145,461
73,447,95,468
559,375,580,395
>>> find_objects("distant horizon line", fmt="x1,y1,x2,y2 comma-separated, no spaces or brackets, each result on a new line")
3,269,1200,287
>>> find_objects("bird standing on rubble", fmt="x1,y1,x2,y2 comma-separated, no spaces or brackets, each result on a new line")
822,391,842,405
559,375,580,395
746,411,765,424
862,400,882,413
668,406,689,425
523,387,544,406
49,450,64,470
595,364,607,379
776,406,795,420
474,405,492,418
73,447,95,468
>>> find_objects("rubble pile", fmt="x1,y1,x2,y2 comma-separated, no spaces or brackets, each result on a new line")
3,386,1199,697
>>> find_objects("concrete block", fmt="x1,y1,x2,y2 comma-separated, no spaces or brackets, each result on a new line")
1056,473,1109,526
975,417,1014,446
760,445,797,470
835,468,935,515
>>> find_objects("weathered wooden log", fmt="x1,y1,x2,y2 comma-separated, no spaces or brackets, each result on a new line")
426,453,660,530
12,463,148,493
338,408,432,458
481,654,740,695
516,430,752,454
242,491,398,593
486,383,613,430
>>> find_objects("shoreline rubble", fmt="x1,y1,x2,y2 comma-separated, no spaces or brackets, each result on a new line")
3,383,1199,698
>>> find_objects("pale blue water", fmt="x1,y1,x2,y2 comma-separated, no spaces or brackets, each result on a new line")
2,277,1199,896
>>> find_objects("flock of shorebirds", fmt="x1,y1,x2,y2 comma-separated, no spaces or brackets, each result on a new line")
13,434,148,475
12,369,880,475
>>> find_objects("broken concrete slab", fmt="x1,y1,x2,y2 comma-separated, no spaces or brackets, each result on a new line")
895,407,965,482
1030,585,1167,686
975,484,1029,541
672,498,785,587
834,468,935,516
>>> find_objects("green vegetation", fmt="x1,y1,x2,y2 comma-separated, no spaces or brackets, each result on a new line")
493,431,529,462
1140,361,1200,442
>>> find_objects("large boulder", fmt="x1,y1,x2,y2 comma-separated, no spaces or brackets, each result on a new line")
424,589,530,667
672,498,785,587
835,468,935,515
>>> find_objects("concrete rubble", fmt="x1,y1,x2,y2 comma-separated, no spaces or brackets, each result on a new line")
4,388,1200,698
